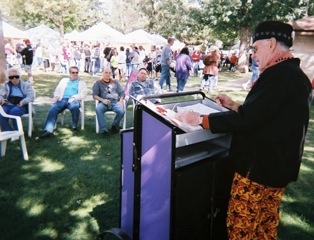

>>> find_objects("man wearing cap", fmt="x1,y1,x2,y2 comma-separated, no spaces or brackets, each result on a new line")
19,39,34,84
174,21,312,239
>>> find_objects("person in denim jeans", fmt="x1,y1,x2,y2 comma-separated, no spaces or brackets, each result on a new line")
40,66,87,138
175,47,192,92
242,57,259,90
125,48,132,80
159,38,175,91
0,67,35,131
93,67,125,138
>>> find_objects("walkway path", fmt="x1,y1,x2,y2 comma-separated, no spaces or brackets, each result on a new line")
184,76,250,92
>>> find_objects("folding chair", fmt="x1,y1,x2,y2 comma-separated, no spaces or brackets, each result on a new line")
0,106,29,160
59,100,85,130
21,102,34,137
95,100,126,133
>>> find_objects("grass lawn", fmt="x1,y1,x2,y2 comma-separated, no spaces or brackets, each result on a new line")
0,69,313,239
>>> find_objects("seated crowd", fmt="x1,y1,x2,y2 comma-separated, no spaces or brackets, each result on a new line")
0,66,160,139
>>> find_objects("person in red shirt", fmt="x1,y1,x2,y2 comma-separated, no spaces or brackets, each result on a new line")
191,50,201,76
228,52,238,71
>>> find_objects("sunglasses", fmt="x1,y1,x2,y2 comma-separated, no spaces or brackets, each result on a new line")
8,75,20,80
71,72,78,74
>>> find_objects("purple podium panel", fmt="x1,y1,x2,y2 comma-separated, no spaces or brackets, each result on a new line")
121,130,135,237
139,111,173,240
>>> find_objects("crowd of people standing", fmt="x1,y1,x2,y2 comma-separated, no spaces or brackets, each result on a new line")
4,37,247,95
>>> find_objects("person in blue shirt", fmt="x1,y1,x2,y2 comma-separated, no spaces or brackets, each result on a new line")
243,55,259,90
40,66,87,137
0,67,35,131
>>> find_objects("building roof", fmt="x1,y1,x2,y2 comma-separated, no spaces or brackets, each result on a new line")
291,16,314,35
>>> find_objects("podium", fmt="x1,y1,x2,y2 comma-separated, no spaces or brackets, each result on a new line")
119,92,235,240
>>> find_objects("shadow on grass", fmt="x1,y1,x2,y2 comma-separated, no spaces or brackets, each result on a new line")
0,101,127,239
278,106,314,240
0,74,312,239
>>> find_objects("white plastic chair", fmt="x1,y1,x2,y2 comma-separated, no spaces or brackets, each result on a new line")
95,100,126,133
59,100,85,130
0,106,29,160
21,102,34,137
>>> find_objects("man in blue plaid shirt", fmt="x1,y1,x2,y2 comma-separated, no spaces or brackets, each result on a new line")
129,68,160,103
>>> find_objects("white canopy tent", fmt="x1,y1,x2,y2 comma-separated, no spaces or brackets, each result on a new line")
2,21,28,39
78,22,130,43
25,24,61,49
124,29,156,45
25,24,60,42
172,39,186,50
64,30,82,41
150,34,167,45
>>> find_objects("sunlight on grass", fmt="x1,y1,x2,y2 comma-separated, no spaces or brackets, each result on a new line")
62,137,91,150
66,221,92,239
100,164,114,171
35,227,58,239
28,203,45,216
79,144,103,160
303,145,314,153
1,72,311,239
21,172,39,180
280,212,312,232
70,193,107,218
17,198,45,216
299,163,313,172
282,194,294,203
68,194,108,237
38,159,65,172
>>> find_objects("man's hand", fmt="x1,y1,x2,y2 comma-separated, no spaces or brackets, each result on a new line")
215,94,240,112
102,99,110,105
0,99,8,105
18,102,24,107
53,96,61,103
118,99,124,106
68,97,75,103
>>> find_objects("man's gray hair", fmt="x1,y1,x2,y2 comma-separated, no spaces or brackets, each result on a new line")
277,41,290,51
7,67,21,76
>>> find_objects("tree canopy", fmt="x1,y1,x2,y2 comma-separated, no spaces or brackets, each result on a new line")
1,0,313,47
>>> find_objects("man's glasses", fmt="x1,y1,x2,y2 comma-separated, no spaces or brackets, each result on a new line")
8,75,20,80
71,72,78,74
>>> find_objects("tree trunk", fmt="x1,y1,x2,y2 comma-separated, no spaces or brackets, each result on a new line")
238,25,251,73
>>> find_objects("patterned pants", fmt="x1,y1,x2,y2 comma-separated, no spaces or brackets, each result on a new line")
227,172,285,240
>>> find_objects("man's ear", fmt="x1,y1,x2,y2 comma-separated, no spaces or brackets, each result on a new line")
269,37,277,51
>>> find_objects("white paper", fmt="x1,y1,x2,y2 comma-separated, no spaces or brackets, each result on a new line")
176,103,219,115
138,99,203,132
